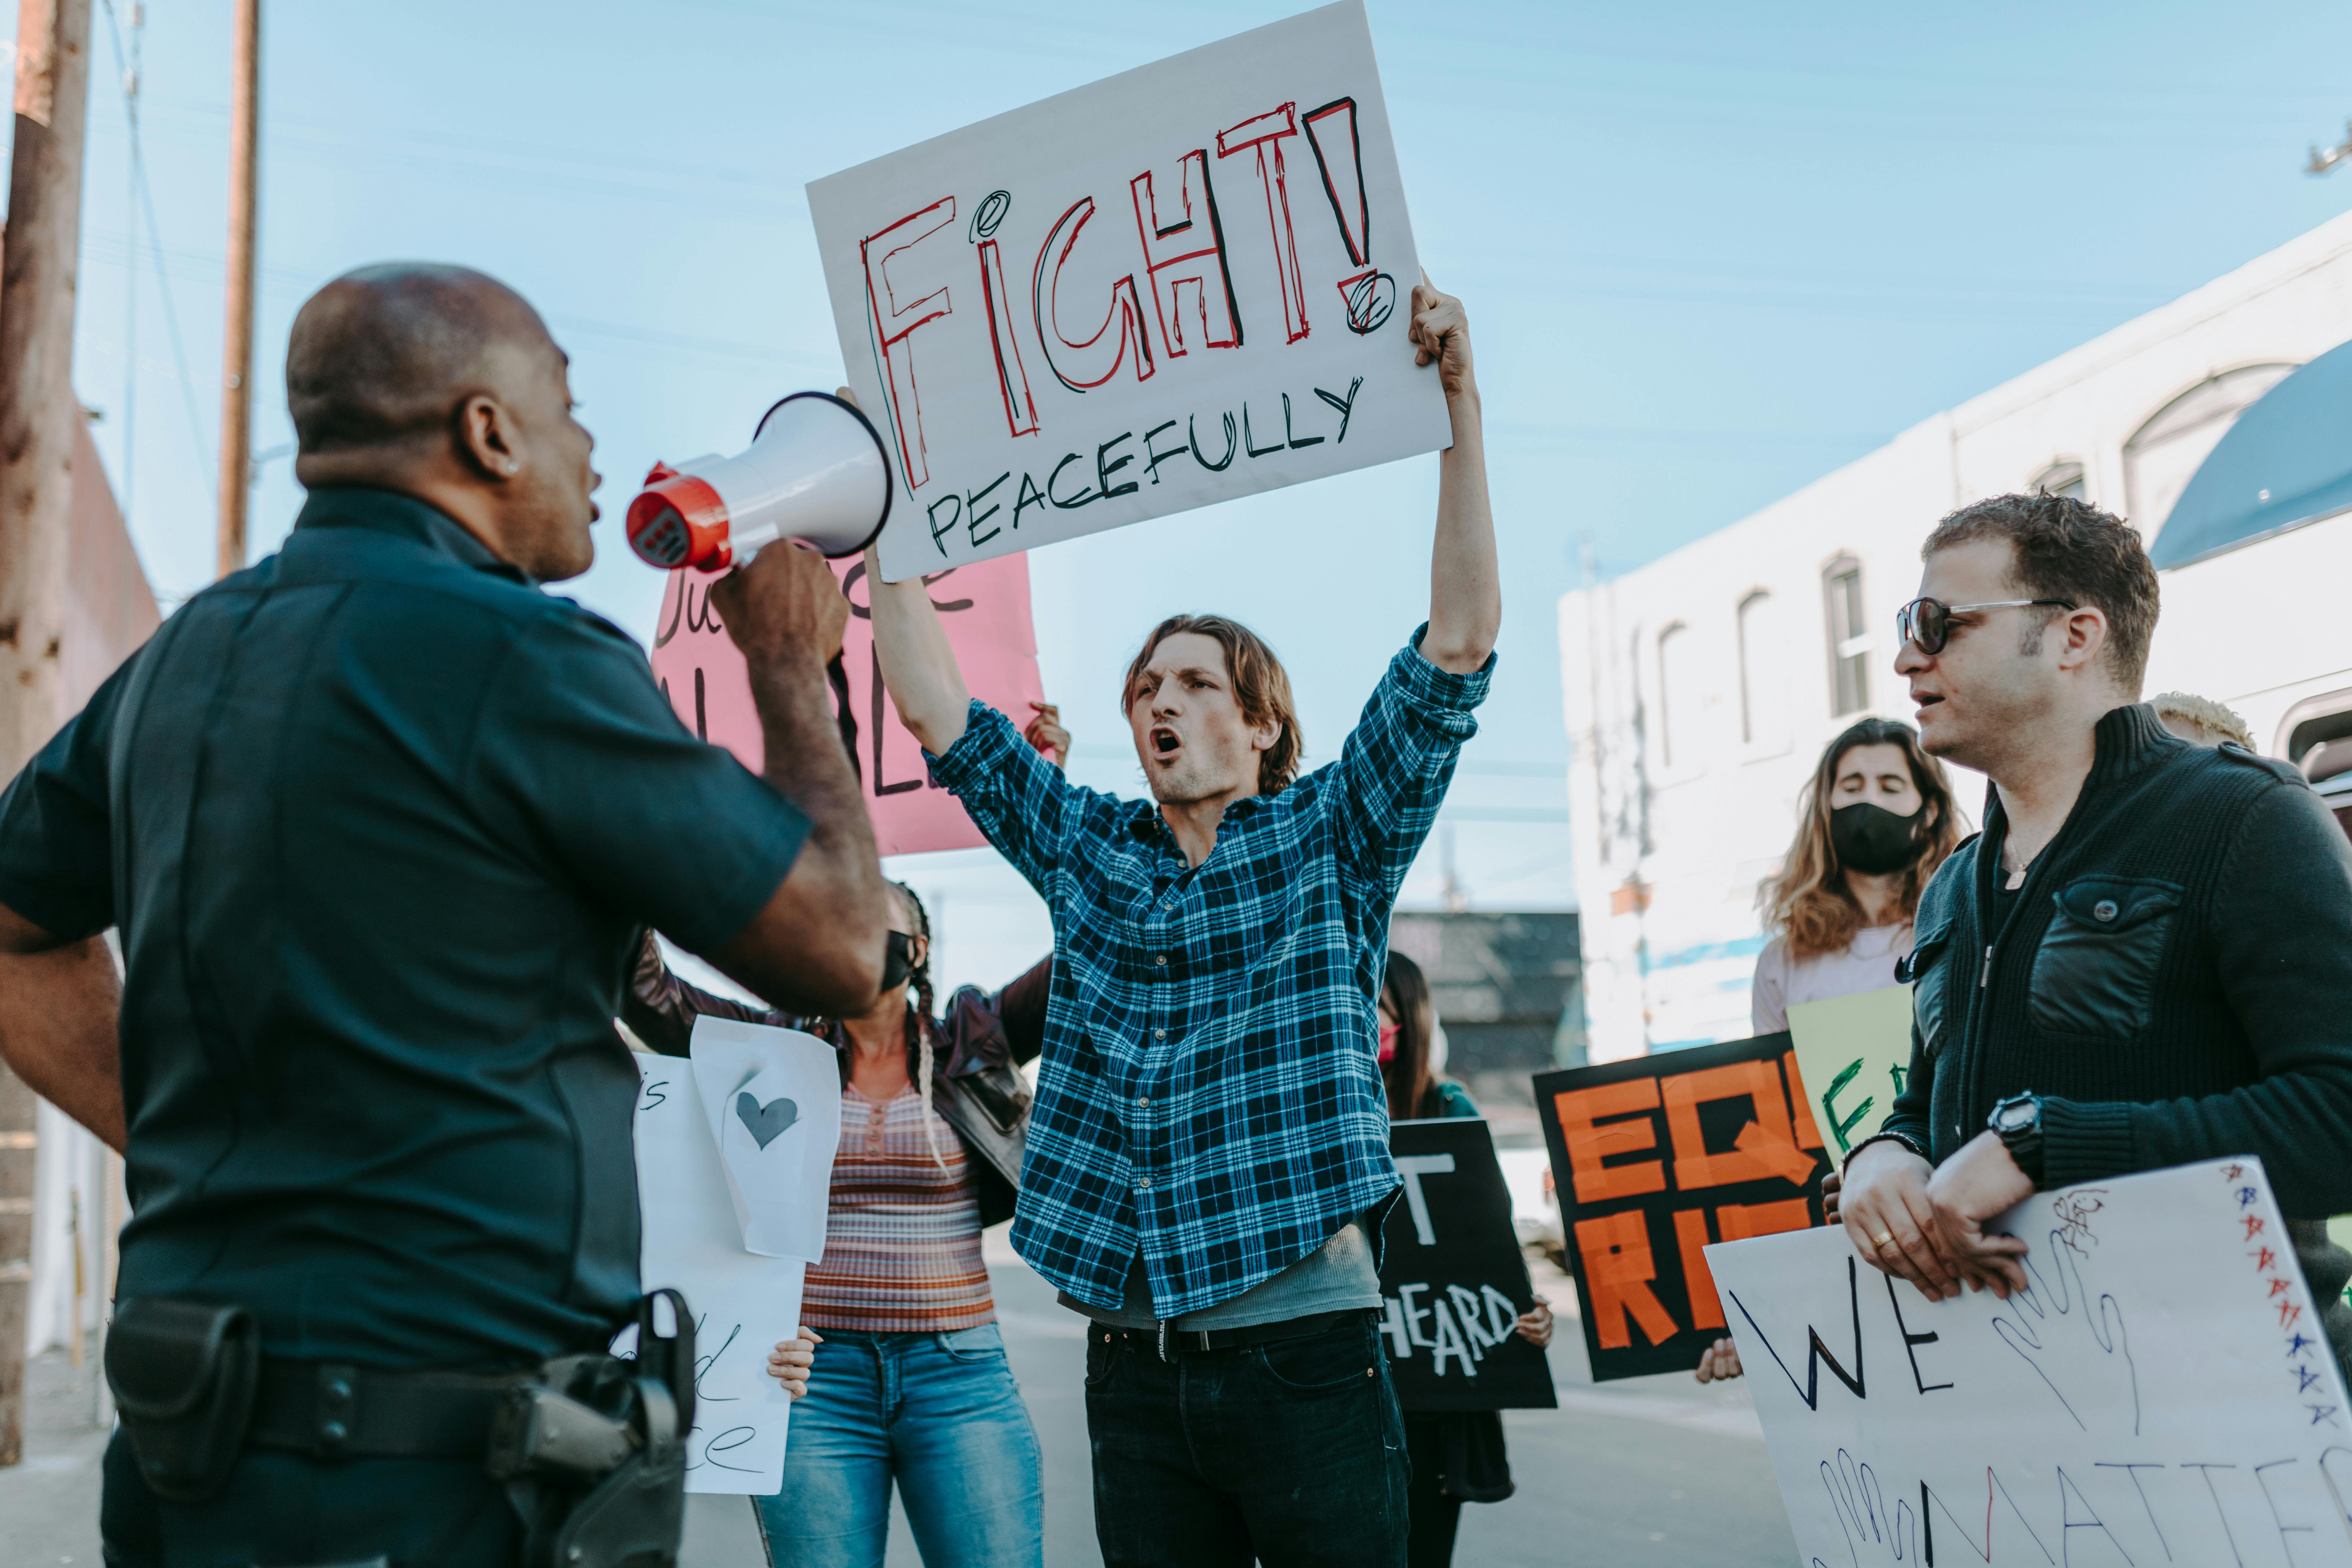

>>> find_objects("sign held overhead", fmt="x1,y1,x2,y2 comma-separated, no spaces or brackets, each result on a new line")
807,1,1451,582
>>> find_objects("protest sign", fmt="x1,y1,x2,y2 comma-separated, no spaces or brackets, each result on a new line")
1706,1158,2352,1567
626,1053,809,1495
649,551,1045,856
1378,1118,1557,1412
1787,985,1914,1159
688,1016,842,1261
806,0,1451,583
1534,1035,1829,1381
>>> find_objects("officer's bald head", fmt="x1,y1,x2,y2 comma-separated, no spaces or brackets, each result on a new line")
287,264,553,456
286,263,602,581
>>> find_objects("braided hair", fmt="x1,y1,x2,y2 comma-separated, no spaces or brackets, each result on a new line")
891,881,951,1173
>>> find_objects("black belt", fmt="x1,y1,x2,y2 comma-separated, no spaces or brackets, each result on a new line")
246,1359,532,1461
1095,1308,1370,1361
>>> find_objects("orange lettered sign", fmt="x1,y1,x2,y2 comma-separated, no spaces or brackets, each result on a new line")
1536,1033,1828,1381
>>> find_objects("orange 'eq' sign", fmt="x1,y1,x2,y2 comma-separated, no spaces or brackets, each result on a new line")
1533,1034,1828,1381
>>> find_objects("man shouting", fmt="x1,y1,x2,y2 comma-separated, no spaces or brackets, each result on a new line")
865,279,1498,1568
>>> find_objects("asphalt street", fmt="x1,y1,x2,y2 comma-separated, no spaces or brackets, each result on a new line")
2,1240,1799,1567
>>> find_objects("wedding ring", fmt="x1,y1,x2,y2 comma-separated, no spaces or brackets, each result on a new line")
1870,1231,1896,1250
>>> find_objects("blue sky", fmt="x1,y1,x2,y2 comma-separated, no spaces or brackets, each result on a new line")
24,1,2352,991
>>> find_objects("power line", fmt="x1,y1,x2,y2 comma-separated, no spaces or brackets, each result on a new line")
98,0,212,492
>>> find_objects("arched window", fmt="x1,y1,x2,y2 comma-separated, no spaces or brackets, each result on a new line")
1736,589,1780,747
2124,364,2295,538
1822,557,1868,718
2031,460,2086,501
1657,622,1691,768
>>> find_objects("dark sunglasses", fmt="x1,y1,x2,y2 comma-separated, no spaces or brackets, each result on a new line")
1895,596,2076,656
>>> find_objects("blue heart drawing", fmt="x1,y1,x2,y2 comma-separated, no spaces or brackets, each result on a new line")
735,1091,800,1150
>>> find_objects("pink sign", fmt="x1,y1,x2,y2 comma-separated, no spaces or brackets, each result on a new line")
648,553,1045,856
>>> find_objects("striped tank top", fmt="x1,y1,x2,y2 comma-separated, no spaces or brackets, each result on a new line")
802,1084,995,1334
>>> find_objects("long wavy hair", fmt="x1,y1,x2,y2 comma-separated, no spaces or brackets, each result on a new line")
1380,952,1441,1122
1758,719,1960,960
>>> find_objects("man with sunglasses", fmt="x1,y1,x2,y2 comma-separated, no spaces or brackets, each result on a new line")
1838,490,2352,1377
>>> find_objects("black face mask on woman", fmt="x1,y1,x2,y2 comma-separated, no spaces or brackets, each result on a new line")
880,930,917,991
1830,801,1926,876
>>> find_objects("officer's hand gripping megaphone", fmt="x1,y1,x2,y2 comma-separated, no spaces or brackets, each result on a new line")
625,391,893,572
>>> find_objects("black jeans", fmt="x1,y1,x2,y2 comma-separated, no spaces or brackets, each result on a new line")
100,1428,521,1567
1083,1312,1408,1568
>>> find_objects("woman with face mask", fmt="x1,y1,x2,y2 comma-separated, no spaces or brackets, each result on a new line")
1750,717,1961,1034
1696,717,1959,1383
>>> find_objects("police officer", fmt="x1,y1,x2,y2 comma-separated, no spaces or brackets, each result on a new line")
0,264,890,1564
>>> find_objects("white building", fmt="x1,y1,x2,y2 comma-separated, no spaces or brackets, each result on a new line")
1559,211,2352,1063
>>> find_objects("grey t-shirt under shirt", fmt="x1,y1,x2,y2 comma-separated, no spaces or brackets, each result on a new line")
1061,1216,1382,1331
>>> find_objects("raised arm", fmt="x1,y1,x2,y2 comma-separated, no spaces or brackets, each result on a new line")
863,543,972,757
1411,277,1500,675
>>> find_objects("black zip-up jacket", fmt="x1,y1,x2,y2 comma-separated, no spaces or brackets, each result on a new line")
1880,703,2352,1360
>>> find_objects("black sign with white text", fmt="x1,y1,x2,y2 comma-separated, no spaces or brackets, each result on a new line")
1378,1118,1558,1412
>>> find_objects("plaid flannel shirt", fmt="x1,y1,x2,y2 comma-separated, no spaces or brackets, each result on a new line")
926,627,1492,1316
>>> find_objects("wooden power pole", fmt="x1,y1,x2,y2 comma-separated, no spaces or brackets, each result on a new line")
214,0,258,578
0,0,93,1469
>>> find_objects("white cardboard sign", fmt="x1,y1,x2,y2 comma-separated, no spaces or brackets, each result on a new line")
625,1053,810,1496
688,1016,842,1262
1705,1158,2352,1566
806,0,1451,583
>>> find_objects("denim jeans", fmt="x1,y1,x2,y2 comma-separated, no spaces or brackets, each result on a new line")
755,1322,1044,1568
1083,1312,1408,1568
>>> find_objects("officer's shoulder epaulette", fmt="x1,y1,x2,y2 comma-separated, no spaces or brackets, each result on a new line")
2213,741,2305,786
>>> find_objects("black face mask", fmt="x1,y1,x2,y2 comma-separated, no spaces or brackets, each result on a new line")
1830,801,1926,876
881,930,917,991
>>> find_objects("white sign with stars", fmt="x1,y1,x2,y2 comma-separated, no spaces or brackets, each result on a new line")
1706,1158,2352,1566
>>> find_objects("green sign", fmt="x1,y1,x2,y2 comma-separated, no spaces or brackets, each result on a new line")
1786,985,1914,1157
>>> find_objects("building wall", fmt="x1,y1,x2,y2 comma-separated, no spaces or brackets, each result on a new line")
1559,210,2352,1063
1388,910,1581,1104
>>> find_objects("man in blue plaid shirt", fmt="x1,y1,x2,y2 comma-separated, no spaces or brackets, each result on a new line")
867,279,1498,1568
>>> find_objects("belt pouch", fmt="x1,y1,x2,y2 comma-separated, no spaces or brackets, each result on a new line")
104,1295,262,1504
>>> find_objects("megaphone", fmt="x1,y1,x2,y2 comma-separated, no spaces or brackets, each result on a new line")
626,391,893,572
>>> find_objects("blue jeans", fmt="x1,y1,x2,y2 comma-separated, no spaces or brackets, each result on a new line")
755,1322,1044,1568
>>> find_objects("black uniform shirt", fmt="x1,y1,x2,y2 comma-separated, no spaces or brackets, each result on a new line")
0,487,809,1370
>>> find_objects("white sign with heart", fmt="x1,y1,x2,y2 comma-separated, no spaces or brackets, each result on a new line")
688,1016,842,1262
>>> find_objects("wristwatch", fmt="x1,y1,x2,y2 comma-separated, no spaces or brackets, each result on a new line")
1987,1092,2045,1185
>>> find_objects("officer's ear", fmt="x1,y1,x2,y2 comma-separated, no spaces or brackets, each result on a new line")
453,392,522,482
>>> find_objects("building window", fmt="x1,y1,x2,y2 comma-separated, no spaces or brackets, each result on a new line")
1657,622,1689,768
2280,688,2352,842
2123,363,2295,538
1736,590,1768,745
2032,461,2086,501
1823,559,1868,717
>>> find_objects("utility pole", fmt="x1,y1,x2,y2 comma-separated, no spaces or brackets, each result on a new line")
0,0,94,1469
214,0,258,578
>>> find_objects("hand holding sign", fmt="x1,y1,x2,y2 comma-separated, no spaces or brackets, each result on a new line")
627,1056,812,1493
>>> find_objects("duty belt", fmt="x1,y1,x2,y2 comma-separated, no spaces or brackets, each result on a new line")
246,1360,532,1460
